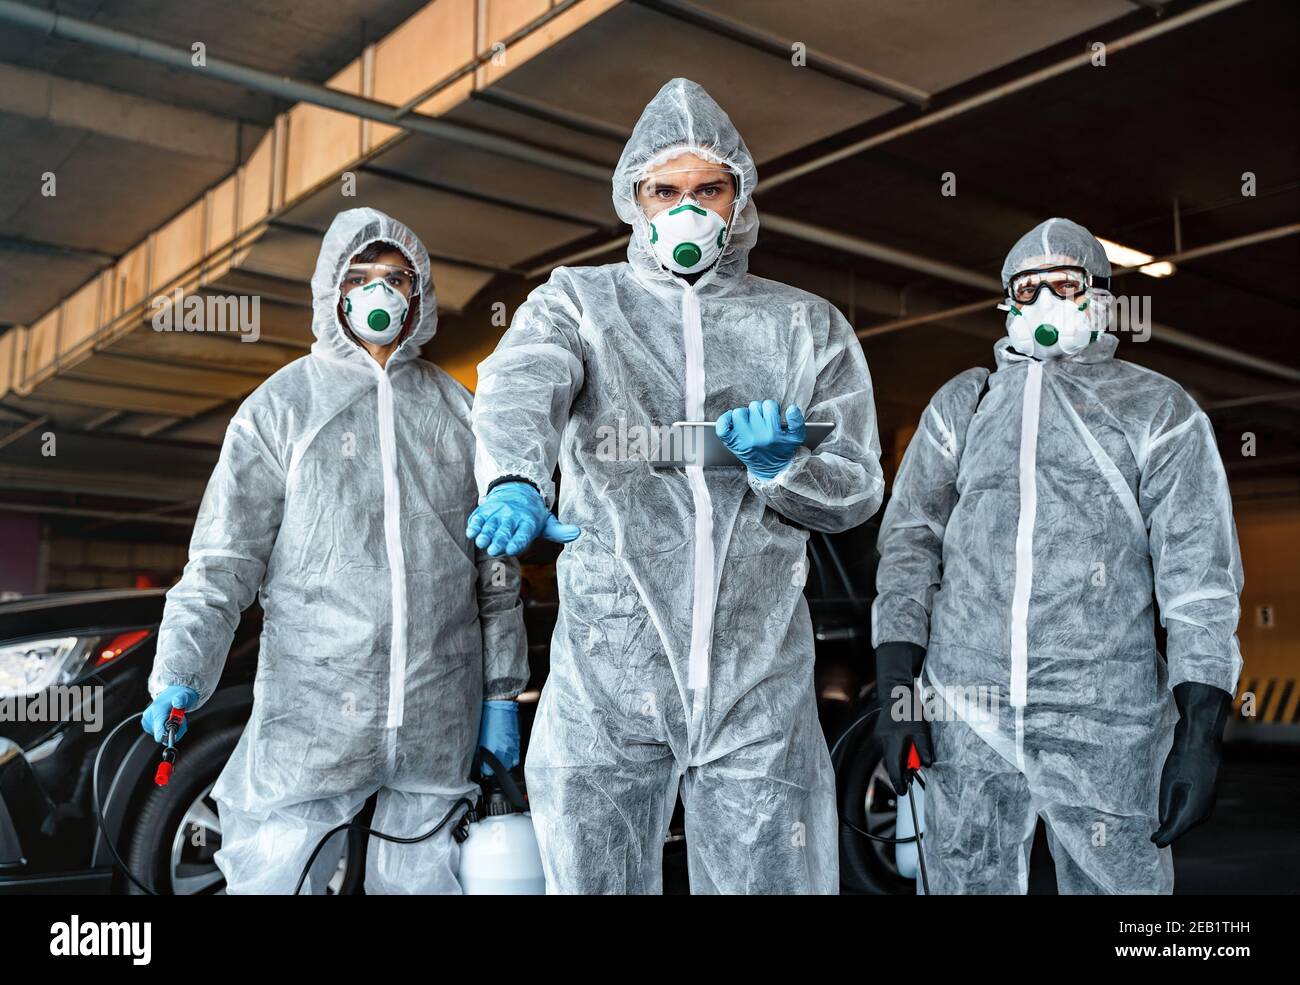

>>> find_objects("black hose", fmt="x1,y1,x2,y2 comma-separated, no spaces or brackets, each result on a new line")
91,712,160,895
831,704,922,845
292,797,474,895
907,774,931,895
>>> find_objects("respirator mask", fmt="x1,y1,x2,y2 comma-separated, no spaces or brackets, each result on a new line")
1000,265,1111,359
340,263,418,345
638,165,736,275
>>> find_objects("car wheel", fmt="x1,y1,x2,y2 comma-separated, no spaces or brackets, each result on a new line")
124,724,364,894
835,705,917,895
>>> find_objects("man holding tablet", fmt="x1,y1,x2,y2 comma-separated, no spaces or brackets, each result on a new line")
468,78,883,894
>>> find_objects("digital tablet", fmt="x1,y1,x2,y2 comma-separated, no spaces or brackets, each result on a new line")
650,421,834,468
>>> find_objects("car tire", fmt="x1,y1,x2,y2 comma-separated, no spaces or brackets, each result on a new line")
124,724,365,894
836,703,917,895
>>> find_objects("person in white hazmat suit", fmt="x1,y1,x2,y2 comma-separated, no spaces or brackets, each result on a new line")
872,217,1242,894
468,78,884,894
143,208,528,894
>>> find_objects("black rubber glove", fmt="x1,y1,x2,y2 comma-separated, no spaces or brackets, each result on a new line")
874,641,933,795
1151,681,1232,848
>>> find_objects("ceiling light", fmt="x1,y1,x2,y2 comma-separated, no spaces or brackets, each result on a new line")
1097,237,1176,278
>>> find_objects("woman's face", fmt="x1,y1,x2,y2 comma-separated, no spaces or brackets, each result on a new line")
336,245,419,359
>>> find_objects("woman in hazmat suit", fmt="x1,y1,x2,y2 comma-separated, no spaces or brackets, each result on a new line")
142,208,527,894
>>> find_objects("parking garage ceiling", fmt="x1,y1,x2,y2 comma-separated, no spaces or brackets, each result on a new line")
0,0,432,326
0,0,1296,538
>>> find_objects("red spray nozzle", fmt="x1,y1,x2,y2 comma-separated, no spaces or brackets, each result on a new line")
162,706,186,748
155,719,181,786
906,742,922,774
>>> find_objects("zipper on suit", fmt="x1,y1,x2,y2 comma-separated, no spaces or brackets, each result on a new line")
680,284,716,708
372,365,409,730
1008,360,1042,770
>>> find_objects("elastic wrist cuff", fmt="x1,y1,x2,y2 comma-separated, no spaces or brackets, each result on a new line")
487,475,538,496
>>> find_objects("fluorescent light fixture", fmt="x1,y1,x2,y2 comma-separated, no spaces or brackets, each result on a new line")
1097,237,1176,278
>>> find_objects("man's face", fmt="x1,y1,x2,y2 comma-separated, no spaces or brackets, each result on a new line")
1007,253,1089,305
636,152,736,220
339,247,417,299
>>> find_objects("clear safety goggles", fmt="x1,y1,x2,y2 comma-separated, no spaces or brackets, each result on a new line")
340,263,419,299
1007,265,1108,305
635,167,738,218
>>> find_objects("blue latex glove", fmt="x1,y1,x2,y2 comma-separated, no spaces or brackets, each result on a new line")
478,700,521,777
466,481,581,557
716,400,806,480
141,685,199,744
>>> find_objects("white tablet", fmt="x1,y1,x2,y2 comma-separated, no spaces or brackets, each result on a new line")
651,421,834,468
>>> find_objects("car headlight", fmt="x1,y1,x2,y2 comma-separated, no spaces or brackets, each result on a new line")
0,629,153,699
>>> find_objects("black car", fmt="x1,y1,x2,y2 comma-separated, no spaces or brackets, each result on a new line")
0,520,907,894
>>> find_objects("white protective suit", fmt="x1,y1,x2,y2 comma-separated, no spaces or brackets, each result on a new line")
150,208,527,894
472,78,884,894
873,219,1243,894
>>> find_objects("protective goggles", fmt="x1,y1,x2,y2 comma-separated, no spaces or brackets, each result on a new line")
340,263,419,299
635,167,737,217
1006,265,1109,305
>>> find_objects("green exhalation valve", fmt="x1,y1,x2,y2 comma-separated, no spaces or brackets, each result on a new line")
368,309,391,331
1034,324,1059,347
673,242,702,268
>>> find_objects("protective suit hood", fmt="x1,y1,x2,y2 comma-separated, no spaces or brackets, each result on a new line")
1000,216,1111,288
310,207,438,368
612,78,759,288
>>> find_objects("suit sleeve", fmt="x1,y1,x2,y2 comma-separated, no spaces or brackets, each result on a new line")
150,409,284,705
871,369,989,649
748,305,884,533
1140,405,1243,696
472,273,585,507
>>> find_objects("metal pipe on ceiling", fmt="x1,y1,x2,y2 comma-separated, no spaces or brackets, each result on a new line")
857,298,994,339
1202,390,1300,411
0,501,196,526
82,410,124,431
629,0,930,108
357,163,607,230
758,0,1252,194
1126,221,1300,268
472,88,630,145
525,234,631,280
763,214,999,292
0,0,609,183
0,415,51,452
0,235,116,264
391,0,585,117
0,461,208,501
